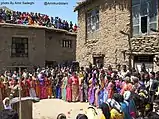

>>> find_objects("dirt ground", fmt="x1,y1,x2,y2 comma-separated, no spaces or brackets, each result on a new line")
33,99,90,119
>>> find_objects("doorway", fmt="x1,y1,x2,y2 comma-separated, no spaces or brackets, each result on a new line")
93,56,104,68
133,55,154,72
45,61,58,68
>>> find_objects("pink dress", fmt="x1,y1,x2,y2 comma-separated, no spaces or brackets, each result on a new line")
66,77,72,102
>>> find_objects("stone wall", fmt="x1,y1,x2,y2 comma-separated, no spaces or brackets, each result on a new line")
131,36,159,53
76,0,131,68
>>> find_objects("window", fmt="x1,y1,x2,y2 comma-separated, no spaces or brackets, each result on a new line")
62,40,72,48
141,16,147,33
134,55,154,62
132,0,158,36
87,8,99,34
11,37,28,57
93,56,104,68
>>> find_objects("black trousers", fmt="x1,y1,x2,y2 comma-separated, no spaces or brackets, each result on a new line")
149,91,156,103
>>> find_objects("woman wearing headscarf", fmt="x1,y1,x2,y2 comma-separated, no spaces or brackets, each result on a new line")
107,79,115,99
95,83,108,107
61,73,68,101
107,99,124,119
123,91,137,119
120,77,132,95
46,77,53,99
66,73,72,102
88,73,96,105
72,72,79,102
115,77,122,93
78,69,85,102
57,113,67,119
76,114,88,119
35,79,40,98
99,103,111,119
113,93,132,119
85,107,98,119
28,75,37,98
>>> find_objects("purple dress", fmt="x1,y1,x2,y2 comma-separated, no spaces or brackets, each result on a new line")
88,78,96,105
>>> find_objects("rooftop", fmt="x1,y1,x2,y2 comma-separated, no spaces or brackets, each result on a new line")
0,23,77,35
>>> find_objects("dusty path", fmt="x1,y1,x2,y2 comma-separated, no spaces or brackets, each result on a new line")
33,99,89,119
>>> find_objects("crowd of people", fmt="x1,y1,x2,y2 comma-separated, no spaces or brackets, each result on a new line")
0,8,77,32
1,63,159,119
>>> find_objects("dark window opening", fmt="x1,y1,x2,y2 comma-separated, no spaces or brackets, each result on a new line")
93,57,104,68
61,40,72,48
45,61,58,68
11,37,28,57
141,16,147,33
134,55,154,63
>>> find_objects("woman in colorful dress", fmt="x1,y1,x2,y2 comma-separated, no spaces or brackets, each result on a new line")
22,78,30,97
107,99,124,119
115,77,122,93
46,77,53,99
38,73,46,99
78,71,84,102
29,76,37,98
61,73,68,101
56,73,62,99
35,78,40,98
66,74,72,102
72,72,79,102
123,91,137,119
120,77,131,95
107,79,115,99
88,73,96,105
94,83,100,107
99,83,108,107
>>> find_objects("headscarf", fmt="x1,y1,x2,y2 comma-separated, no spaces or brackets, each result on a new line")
3,97,12,110
76,114,88,119
85,107,98,119
113,93,124,103
99,103,110,119
56,113,66,119
123,91,131,101
107,99,122,113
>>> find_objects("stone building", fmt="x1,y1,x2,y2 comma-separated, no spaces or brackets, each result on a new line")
0,23,76,71
74,0,159,72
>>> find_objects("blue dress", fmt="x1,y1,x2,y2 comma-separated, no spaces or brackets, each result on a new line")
120,102,132,119
98,89,108,106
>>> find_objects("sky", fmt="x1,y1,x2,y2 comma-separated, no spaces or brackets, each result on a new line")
0,0,78,24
